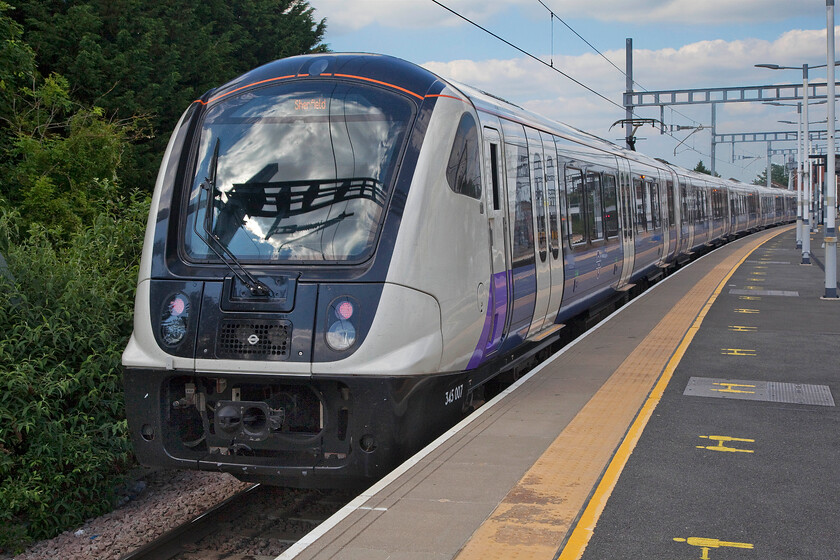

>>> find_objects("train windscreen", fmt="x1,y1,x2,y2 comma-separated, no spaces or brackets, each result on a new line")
182,81,414,263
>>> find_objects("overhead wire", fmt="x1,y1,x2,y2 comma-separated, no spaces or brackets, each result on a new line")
430,0,625,113
535,0,768,169
431,1,722,163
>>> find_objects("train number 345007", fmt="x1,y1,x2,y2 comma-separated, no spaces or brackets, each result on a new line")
445,384,464,406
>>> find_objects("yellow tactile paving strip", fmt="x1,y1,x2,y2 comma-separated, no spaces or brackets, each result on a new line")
455,226,792,560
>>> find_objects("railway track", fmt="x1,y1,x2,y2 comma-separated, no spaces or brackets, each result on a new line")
120,484,355,560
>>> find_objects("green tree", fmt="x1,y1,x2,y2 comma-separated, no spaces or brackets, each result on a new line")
0,194,148,551
0,72,138,239
693,160,720,177
753,162,789,187
0,2,36,123
9,0,327,190
0,4,150,550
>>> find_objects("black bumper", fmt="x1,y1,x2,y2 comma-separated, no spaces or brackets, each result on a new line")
123,367,471,488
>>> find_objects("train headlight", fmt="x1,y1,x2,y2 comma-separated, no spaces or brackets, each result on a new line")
325,298,357,352
161,293,190,346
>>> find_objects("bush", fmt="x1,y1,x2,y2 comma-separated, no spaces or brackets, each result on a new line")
0,192,149,552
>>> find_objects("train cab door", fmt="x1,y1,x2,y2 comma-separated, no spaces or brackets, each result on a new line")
481,126,511,356
617,157,635,288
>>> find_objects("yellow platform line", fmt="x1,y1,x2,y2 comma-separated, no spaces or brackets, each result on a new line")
454,226,791,560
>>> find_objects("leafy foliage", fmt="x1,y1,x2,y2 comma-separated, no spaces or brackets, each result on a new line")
0,72,143,239
9,0,327,189
0,193,149,551
693,160,720,177
753,162,790,187
0,1,330,551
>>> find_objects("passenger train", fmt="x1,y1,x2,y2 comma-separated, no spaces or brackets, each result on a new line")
122,53,795,487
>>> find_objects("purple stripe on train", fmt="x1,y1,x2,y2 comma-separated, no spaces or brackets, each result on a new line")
466,270,509,369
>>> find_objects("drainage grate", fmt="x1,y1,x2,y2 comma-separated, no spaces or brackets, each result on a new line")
683,377,835,407
217,319,291,360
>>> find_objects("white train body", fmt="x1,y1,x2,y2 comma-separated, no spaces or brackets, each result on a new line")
122,54,794,487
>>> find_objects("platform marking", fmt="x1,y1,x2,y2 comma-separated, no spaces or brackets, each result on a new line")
720,348,756,357
750,271,766,276
727,325,757,332
734,308,760,314
697,435,755,453
738,296,761,301
754,266,767,269
712,382,757,393
747,277,765,282
730,289,798,297
553,226,792,560
684,377,835,406
673,536,753,559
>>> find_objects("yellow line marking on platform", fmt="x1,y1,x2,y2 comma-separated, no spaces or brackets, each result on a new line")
454,226,791,560
712,382,756,393
728,325,757,332
734,308,760,313
720,348,756,356
697,435,755,453
738,296,761,301
673,536,754,559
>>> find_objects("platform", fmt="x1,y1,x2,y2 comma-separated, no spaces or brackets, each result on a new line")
277,224,840,560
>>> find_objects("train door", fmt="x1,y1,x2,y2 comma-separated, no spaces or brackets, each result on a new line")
664,170,678,262
500,120,536,346
481,126,511,356
680,180,695,253
617,157,635,287
536,131,564,334
525,127,552,337
656,169,671,265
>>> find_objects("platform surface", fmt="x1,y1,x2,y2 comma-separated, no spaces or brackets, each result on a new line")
278,224,840,560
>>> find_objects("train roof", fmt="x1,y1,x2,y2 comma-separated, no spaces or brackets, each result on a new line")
195,52,446,107
198,53,791,198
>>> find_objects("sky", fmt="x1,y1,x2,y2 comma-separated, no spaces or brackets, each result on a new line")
309,0,836,183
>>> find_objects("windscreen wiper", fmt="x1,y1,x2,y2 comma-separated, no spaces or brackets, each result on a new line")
192,138,270,297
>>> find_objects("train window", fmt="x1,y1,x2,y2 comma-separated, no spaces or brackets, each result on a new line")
666,180,675,227
603,174,619,238
446,113,482,200
695,188,704,221
490,143,501,211
532,150,547,261
585,172,604,240
647,181,660,230
680,182,690,225
545,154,560,258
634,177,647,233
506,143,535,267
566,168,586,245
183,81,413,263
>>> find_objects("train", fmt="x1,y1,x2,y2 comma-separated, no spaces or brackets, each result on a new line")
122,53,795,488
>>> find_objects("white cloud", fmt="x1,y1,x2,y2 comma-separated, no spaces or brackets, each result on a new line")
420,27,836,181
312,0,534,34
312,0,824,34
556,0,823,24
